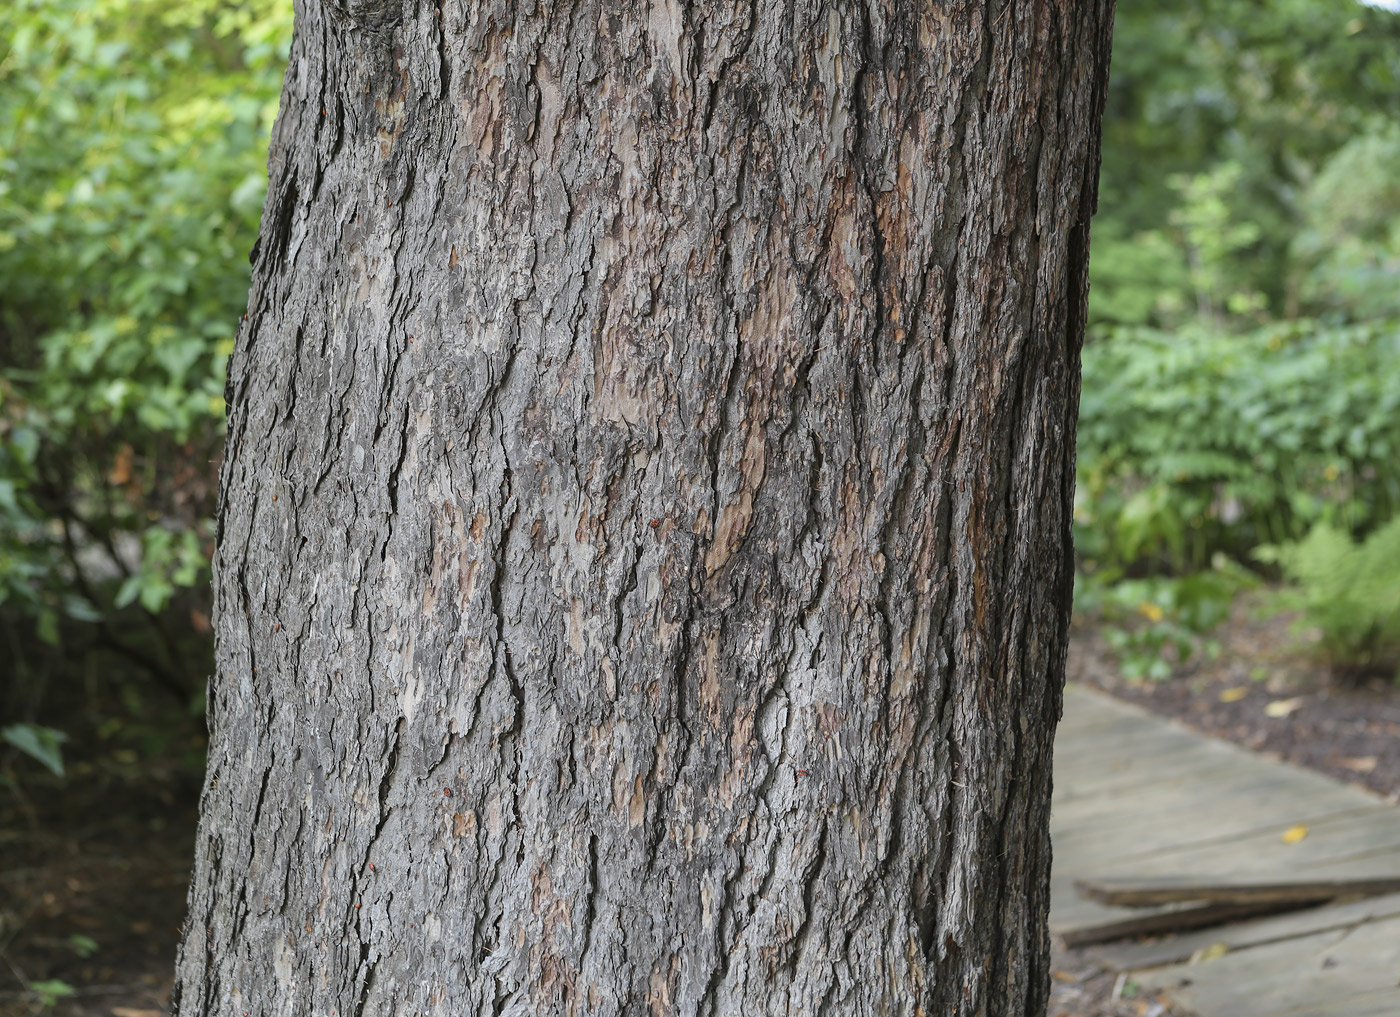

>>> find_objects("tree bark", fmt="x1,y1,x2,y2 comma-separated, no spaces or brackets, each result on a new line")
173,1,1114,1015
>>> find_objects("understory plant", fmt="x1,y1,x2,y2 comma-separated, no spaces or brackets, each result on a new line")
1257,517,1400,681
1075,317,1400,677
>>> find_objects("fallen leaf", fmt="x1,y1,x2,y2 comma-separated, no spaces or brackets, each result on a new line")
1219,687,1248,703
1339,756,1378,773
1281,824,1309,844
1050,969,1076,983
112,1009,162,1017
1264,697,1304,718
1189,941,1230,963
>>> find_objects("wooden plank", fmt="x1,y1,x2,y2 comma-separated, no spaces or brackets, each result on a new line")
1053,685,1400,1014
1056,738,1382,817
1273,988,1400,1017
1052,726,1242,785
1075,876,1400,908
1050,800,1381,875
1315,843,1400,873
1053,744,1252,806
1056,689,1385,819
1135,914,1400,1017
1059,901,1302,948
1050,685,1400,938
1049,808,1400,936
1051,812,1400,915
1087,892,1400,972
1051,881,1149,933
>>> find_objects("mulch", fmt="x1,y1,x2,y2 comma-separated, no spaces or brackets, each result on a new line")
3,591,1396,1017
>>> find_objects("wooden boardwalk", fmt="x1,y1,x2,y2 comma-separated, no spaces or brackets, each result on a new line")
1051,685,1400,1017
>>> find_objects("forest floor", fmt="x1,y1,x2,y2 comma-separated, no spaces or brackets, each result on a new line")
0,776,194,1017
2,592,1397,1017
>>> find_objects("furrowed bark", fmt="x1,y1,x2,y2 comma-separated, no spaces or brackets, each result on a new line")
174,1,1115,1015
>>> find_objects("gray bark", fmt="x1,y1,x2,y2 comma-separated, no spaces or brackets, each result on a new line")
173,1,1114,1015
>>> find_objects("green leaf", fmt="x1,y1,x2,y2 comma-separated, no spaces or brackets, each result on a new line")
114,574,142,609
67,934,99,958
29,980,75,1006
2,723,68,777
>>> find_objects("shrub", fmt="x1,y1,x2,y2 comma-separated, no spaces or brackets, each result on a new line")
1077,318,1400,578
1074,564,1256,681
0,0,291,777
0,0,289,681
1075,317,1400,679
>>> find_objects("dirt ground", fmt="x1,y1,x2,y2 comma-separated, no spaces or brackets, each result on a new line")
3,594,1396,1017
0,776,194,1017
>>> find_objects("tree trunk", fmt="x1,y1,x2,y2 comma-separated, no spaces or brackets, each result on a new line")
173,1,1114,1015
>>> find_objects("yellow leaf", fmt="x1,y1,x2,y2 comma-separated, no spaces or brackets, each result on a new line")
1281,824,1309,844
1189,941,1230,964
1264,697,1304,718
1137,602,1165,623
108,443,134,486
1219,687,1248,703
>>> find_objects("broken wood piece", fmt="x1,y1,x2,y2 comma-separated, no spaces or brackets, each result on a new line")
1085,892,1400,972
1058,901,1314,948
1074,875,1400,909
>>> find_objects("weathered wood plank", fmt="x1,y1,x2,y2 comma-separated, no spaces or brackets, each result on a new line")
1087,892,1400,972
1075,876,1400,908
1050,800,1382,875
1058,901,1304,948
1054,685,1400,1016
1135,915,1400,1017
1051,776,1400,937
1148,812,1400,871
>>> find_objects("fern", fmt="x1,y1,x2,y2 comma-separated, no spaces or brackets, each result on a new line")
1262,518,1400,678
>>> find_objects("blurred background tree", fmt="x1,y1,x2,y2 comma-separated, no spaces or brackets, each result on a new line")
1,0,1399,782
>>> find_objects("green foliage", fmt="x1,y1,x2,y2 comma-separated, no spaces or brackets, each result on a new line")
1075,566,1255,680
27,980,75,1011
1078,1,1400,680
1169,161,1268,321
1077,319,1400,577
1292,123,1400,320
0,0,290,716
66,934,99,960
2,722,68,776
1258,518,1400,678
1092,0,1400,331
